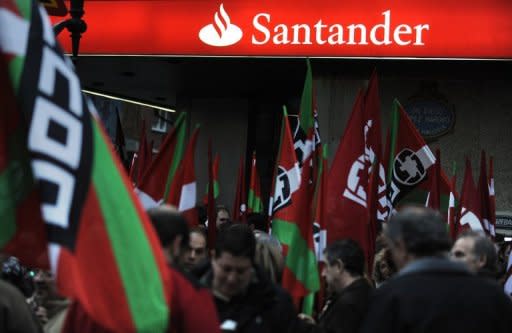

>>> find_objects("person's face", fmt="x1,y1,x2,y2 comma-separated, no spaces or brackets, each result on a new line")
321,258,342,294
184,232,207,270
451,237,483,272
212,252,253,298
378,260,392,280
216,210,230,227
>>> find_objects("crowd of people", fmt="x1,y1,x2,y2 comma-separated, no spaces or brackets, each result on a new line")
1,205,511,333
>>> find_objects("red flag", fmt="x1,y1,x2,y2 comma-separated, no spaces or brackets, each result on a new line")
367,156,380,276
458,158,485,233
136,113,186,208
363,70,389,224
488,156,496,238
232,156,247,222
167,127,199,226
425,149,441,210
387,100,451,213
325,91,370,257
206,139,216,248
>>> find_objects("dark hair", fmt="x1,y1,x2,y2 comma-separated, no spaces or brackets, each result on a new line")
325,239,365,277
147,206,189,249
247,213,268,232
190,226,207,241
385,206,452,257
458,231,498,274
216,205,230,217
215,224,256,262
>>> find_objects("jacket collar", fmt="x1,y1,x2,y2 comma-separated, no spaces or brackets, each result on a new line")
398,257,471,277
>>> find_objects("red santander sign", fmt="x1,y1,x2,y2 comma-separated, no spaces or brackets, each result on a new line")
53,0,512,59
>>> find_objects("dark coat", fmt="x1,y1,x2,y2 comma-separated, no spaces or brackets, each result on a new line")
199,265,312,333
316,278,372,333
360,257,512,333
0,279,42,333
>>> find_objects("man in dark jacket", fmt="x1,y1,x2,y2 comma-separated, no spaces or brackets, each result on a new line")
314,239,372,333
361,206,512,333
199,224,308,333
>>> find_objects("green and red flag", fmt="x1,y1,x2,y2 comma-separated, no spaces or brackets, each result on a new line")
0,1,170,332
167,126,199,226
232,155,247,222
136,112,186,208
387,99,451,211
247,151,263,214
203,153,219,204
271,108,319,315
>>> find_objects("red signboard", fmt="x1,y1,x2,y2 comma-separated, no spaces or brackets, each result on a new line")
52,0,512,59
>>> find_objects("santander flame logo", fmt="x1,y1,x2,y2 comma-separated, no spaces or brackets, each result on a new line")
199,3,243,46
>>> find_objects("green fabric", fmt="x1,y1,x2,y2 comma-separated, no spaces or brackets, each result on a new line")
0,128,34,247
272,219,320,310
163,113,186,201
91,120,168,333
299,59,314,136
247,189,263,213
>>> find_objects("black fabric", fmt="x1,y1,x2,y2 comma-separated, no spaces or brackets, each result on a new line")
200,265,312,333
315,278,372,333
361,258,512,333
0,280,42,333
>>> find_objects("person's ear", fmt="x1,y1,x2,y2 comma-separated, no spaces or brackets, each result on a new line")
334,259,344,272
475,254,487,270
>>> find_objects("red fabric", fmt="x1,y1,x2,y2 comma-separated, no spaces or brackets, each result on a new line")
57,186,136,332
138,121,181,202
477,151,493,237
0,57,49,269
325,91,370,255
167,128,199,226
62,267,220,333
425,149,441,210
458,158,485,233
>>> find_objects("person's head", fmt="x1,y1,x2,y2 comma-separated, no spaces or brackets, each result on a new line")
385,206,451,270
254,230,284,283
216,205,231,229
147,205,189,266
247,213,268,232
451,231,497,274
372,248,397,285
322,239,365,293
184,227,208,271
212,224,255,299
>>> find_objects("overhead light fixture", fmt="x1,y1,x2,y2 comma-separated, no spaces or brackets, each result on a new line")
82,89,176,113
